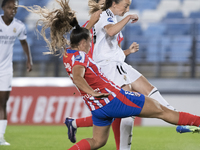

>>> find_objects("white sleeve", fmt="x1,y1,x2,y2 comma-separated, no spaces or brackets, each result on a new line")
99,12,115,29
18,24,27,40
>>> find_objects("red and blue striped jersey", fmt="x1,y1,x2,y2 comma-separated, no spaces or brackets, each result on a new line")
63,49,121,111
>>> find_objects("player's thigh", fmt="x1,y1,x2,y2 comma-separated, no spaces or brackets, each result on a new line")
138,96,164,118
92,125,111,146
0,91,10,105
130,75,154,96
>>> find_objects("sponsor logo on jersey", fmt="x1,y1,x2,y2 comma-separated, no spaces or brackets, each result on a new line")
125,91,141,97
13,28,17,33
75,55,82,61
107,17,114,22
0,29,2,32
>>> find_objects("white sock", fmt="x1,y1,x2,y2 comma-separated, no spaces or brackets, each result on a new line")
0,120,7,138
72,120,77,128
120,117,134,150
148,87,175,110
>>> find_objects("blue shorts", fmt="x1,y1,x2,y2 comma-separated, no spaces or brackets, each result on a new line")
91,89,145,126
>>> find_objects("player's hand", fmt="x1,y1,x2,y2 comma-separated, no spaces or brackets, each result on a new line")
129,14,139,23
26,61,32,72
92,91,111,98
128,42,139,54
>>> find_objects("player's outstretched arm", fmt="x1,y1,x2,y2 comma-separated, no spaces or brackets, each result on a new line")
20,39,33,72
72,65,110,98
85,10,102,30
104,14,138,37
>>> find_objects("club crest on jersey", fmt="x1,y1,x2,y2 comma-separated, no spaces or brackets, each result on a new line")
107,17,114,22
0,29,2,32
75,55,82,61
13,28,17,33
64,52,68,58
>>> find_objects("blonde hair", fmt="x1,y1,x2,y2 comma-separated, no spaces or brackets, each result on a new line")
19,0,77,55
88,0,104,15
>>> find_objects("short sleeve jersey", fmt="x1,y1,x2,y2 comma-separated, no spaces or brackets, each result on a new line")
63,49,121,111
82,20,124,59
0,15,27,74
93,9,125,63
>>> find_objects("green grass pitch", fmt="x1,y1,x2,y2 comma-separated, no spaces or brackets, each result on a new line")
1,125,199,150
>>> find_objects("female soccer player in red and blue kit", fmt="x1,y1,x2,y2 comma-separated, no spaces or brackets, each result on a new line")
69,9,138,150
67,1,139,149
63,28,200,150
21,1,200,149
65,0,172,150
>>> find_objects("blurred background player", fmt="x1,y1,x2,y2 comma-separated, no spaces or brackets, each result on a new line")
0,0,32,145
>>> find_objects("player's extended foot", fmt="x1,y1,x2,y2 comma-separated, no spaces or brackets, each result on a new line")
176,125,200,133
64,117,77,143
0,137,10,146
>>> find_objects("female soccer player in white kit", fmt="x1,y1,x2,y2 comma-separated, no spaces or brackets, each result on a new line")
0,0,32,145
91,0,175,149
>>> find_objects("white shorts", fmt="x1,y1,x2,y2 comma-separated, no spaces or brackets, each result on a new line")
0,73,12,91
99,61,141,87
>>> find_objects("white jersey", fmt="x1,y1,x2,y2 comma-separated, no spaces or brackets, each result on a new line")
93,9,125,65
0,15,27,75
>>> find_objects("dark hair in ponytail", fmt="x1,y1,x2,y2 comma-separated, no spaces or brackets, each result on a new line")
70,26,90,48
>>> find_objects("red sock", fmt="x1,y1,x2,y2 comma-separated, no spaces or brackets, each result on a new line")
68,139,90,150
111,118,121,150
177,112,200,126
76,116,93,127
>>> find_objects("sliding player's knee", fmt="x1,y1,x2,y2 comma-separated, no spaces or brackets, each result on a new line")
92,137,108,149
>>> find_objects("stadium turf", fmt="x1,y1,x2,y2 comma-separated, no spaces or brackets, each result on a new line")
1,126,199,150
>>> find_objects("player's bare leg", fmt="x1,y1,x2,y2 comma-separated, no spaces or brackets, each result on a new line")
120,77,173,150
68,125,111,150
129,75,153,96
129,76,175,110
139,96,200,126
